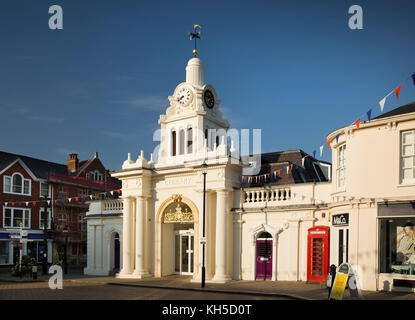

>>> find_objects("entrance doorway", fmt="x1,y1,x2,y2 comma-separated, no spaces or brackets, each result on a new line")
337,228,349,265
174,230,194,275
255,232,272,280
113,233,120,271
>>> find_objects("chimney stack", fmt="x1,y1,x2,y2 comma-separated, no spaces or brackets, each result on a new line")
67,153,79,173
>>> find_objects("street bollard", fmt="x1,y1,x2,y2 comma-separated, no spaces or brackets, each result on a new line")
328,264,337,299
32,265,38,280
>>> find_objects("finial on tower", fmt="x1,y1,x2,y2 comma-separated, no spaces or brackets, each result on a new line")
188,24,201,56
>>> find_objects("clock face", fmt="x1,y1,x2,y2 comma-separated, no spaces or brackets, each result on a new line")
204,90,215,109
176,87,192,106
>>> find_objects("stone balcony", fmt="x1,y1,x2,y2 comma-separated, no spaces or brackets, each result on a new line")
86,199,123,216
240,182,331,209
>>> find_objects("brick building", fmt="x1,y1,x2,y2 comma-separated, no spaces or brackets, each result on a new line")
0,150,120,267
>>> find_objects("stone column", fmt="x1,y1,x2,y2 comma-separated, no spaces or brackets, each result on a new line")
95,224,103,272
133,196,148,277
119,196,132,275
288,219,300,281
212,189,231,282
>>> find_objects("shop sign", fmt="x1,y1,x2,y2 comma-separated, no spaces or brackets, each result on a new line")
332,214,349,226
329,263,363,300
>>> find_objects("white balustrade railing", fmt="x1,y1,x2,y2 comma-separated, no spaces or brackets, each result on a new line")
102,200,123,213
244,187,291,203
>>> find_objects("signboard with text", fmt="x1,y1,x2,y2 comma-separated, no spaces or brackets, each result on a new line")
332,213,349,226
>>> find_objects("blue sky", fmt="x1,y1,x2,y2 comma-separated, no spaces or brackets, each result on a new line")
0,0,414,170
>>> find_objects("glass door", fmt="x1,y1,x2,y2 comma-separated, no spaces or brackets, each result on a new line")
174,230,194,275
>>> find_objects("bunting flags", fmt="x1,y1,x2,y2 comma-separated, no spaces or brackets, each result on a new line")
366,109,372,122
379,97,386,112
1,189,122,207
395,84,402,100
240,71,415,188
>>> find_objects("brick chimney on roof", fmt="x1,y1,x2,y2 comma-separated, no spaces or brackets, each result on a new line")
67,153,79,173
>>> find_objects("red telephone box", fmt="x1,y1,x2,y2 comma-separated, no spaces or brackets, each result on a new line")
307,226,330,282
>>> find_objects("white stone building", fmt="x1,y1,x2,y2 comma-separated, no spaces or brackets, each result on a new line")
84,55,332,284
85,52,415,292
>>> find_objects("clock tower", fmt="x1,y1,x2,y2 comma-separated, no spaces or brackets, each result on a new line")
157,56,230,165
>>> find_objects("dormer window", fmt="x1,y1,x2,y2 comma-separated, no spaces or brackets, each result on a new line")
90,170,103,182
3,173,31,196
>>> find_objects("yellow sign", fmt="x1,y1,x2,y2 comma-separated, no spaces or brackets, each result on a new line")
330,273,348,300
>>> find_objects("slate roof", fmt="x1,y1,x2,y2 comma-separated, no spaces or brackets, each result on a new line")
373,101,415,120
241,149,331,187
0,151,68,179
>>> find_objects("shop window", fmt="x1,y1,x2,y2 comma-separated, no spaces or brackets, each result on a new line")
380,218,415,274
0,242,9,265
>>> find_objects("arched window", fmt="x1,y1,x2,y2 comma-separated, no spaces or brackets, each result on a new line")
257,231,272,239
179,130,185,155
12,174,22,194
172,130,177,156
187,128,193,153
3,173,31,195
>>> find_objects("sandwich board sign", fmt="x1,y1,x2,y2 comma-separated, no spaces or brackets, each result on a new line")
329,263,363,300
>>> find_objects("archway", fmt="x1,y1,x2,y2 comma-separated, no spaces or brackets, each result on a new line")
113,232,120,271
255,231,272,280
155,194,199,279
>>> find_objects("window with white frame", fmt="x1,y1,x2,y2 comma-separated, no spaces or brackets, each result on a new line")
401,130,415,183
3,207,30,228
39,208,52,230
40,182,51,198
3,173,31,196
90,170,103,181
337,144,346,190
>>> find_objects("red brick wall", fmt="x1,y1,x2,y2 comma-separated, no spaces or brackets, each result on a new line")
0,161,42,229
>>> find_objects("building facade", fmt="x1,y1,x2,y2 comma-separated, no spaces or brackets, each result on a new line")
327,102,415,292
85,54,415,292
85,56,332,284
0,151,120,267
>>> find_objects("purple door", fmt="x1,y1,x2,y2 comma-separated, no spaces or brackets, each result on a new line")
114,233,120,270
256,237,273,280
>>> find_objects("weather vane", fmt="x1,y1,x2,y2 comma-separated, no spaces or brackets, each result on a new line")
188,24,201,56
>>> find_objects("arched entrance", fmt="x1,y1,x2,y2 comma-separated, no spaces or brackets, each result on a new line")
113,232,120,271
256,231,273,280
155,194,199,279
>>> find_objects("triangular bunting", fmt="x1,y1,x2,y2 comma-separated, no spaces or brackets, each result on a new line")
320,145,324,157
395,84,402,100
356,118,361,130
379,97,386,112
366,109,372,122
327,140,331,150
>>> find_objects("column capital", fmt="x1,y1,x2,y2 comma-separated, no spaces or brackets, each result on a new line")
214,188,231,195
135,195,151,200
